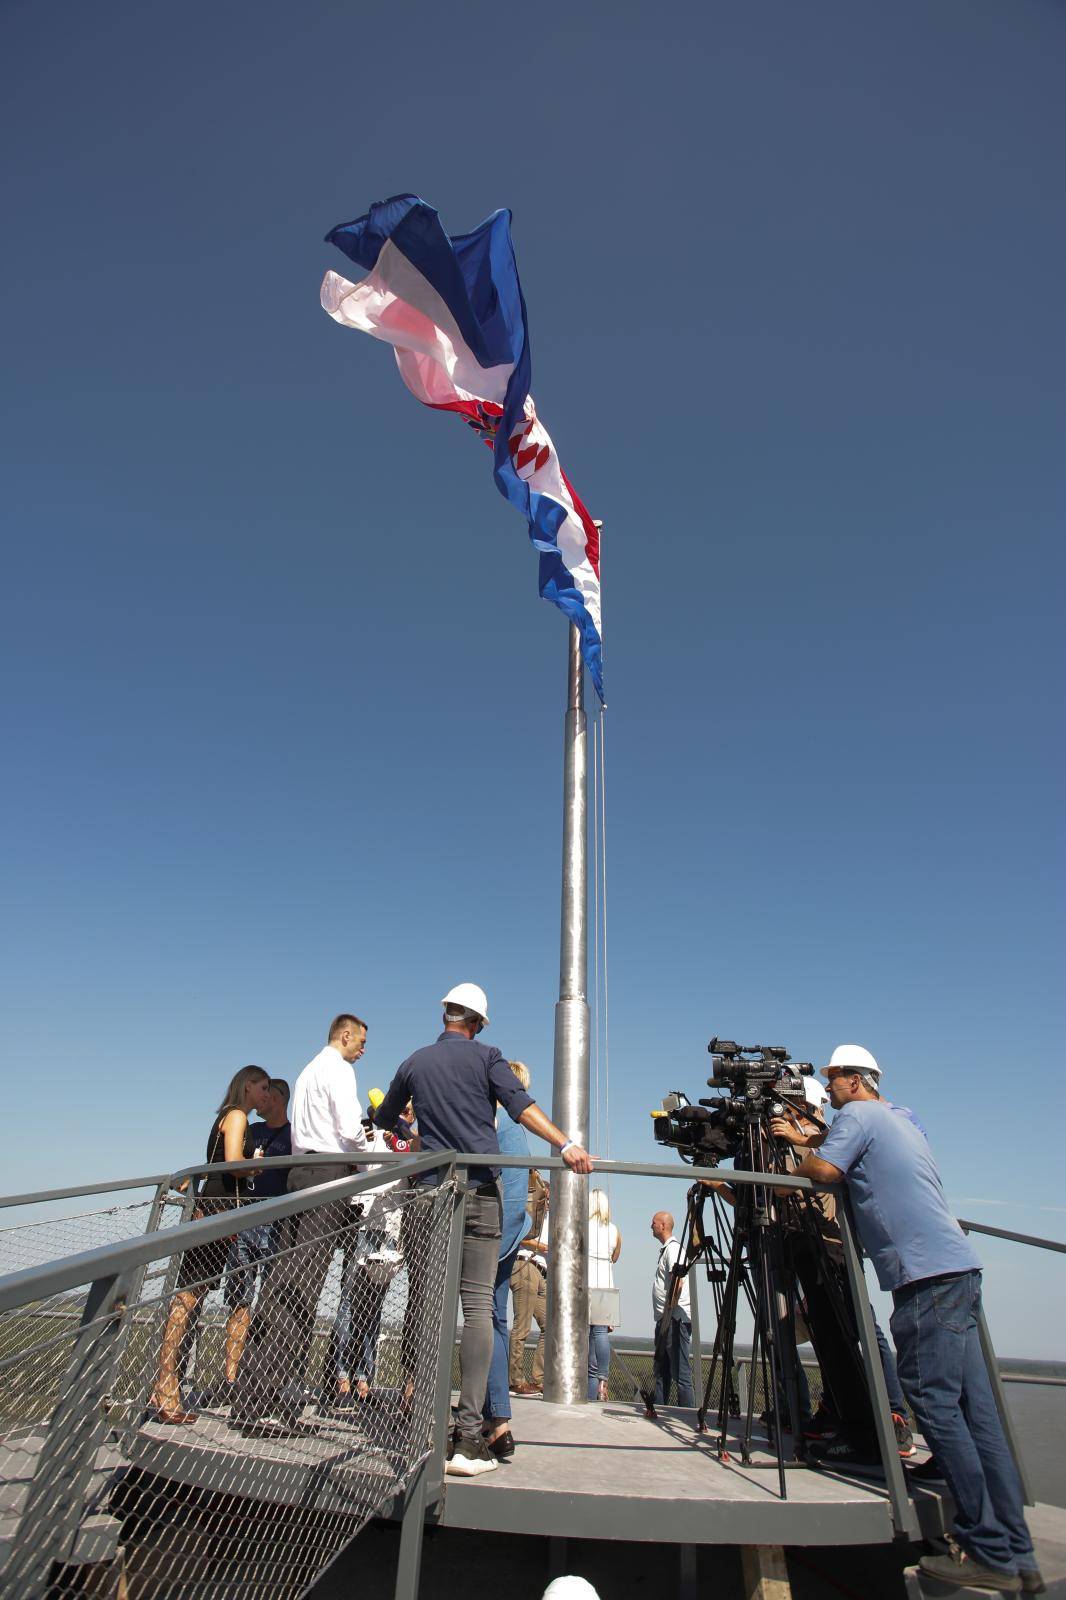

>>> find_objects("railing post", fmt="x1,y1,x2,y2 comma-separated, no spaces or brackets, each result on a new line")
394,1167,467,1600
975,1299,1033,1506
837,1196,918,1539
426,1168,468,1505
394,1456,431,1600
119,1178,199,1446
6,1270,132,1594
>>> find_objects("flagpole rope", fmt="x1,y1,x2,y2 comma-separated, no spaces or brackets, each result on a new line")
599,706,611,1170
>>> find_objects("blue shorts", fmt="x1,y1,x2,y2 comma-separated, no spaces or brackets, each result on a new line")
224,1220,278,1309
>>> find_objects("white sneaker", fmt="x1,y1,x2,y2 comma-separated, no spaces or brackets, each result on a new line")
445,1435,499,1477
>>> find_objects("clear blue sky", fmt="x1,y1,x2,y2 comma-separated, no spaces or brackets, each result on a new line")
1,1,1063,1356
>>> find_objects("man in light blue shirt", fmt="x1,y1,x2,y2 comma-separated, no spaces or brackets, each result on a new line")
790,1045,1037,1594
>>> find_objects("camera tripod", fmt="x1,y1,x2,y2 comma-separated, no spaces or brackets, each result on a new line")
653,1108,815,1500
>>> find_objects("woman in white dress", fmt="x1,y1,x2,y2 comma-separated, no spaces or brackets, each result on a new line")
587,1188,621,1401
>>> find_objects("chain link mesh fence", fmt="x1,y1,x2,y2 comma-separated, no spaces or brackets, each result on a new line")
0,1195,175,1285
0,1176,458,1600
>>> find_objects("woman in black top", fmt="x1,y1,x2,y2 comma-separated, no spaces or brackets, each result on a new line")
150,1065,270,1423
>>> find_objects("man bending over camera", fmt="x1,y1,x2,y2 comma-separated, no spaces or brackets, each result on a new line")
778,1045,1038,1596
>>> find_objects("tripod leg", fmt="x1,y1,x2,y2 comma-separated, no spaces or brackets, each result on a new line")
754,1235,789,1498
744,1291,766,1467
712,1229,748,1455
698,1234,738,1431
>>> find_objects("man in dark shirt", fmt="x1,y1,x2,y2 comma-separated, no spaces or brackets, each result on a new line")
375,982,593,1478
245,1078,293,1198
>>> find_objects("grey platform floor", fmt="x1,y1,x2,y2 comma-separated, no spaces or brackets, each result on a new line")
131,1400,404,1515
440,1396,939,1546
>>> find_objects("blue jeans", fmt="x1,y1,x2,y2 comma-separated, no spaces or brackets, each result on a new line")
654,1315,694,1406
890,1270,1033,1575
483,1244,518,1423
332,1225,389,1385
588,1325,611,1400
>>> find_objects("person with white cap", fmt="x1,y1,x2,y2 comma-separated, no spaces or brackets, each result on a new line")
767,1061,915,1459
780,1045,1039,1594
810,1045,925,1135
374,983,593,1478
707,1069,898,1451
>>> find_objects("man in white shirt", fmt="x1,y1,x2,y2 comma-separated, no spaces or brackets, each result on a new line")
650,1210,694,1407
232,1013,371,1430
291,1017,371,1158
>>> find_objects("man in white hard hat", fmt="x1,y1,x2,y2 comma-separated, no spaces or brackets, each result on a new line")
374,983,593,1478
780,1047,1038,1593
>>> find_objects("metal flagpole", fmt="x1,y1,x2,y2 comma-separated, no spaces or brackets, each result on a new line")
543,619,591,1404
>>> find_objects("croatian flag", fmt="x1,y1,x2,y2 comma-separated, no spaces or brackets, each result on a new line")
320,195,603,700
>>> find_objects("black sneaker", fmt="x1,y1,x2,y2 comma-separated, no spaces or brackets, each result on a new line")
444,1433,498,1477
919,1548,1021,1592
904,1455,947,1484
807,1436,884,1474
802,1405,839,1441
893,1413,916,1457
1019,1570,1046,1595
485,1428,515,1461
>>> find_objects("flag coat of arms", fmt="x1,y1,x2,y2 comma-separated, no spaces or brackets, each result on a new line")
320,194,603,699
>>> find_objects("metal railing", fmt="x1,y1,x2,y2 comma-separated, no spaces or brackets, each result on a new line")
2,1155,1050,1597
0,1152,463,1600
958,1219,1066,1255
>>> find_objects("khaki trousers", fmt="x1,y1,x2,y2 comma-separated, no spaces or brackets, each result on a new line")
509,1257,547,1385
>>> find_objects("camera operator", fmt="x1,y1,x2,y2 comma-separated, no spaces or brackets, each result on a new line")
782,1045,1038,1595
705,1078,889,1458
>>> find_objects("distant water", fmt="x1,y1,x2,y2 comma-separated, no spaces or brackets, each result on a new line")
615,1335,1066,1383
1005,1384,1066,1508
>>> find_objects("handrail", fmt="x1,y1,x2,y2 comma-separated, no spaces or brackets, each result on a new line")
0,1174,172,1210
958,1220,1066,1255
0,1149,457,1315
0,1151,838,1215
0,1153,837,1315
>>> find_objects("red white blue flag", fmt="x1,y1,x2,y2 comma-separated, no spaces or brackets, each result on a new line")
321,195,603,700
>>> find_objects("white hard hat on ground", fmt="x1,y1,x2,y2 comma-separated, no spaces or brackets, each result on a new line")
821,1044,881,1082
441,982,490,1024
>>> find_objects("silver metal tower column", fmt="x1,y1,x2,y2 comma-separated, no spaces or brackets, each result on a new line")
543,621,590,1404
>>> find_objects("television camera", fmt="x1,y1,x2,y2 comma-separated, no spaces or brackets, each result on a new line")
652,1038,816,1166
648,1034,881,1497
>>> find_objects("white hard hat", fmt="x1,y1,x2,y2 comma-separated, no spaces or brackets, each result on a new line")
821,1044,881,1081
441,982,490,1024
803,1076,830,1108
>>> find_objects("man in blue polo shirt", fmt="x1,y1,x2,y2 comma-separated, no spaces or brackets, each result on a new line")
375,982,593,1479
790,1045,1037,1595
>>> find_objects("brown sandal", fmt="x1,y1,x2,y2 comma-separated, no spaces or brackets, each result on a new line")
151,1404,199,1425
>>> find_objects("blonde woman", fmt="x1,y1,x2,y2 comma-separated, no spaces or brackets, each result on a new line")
587,1188,621,1401
150,1065,270,1423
